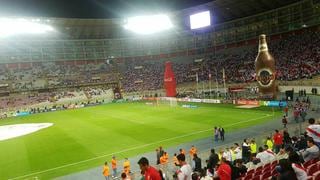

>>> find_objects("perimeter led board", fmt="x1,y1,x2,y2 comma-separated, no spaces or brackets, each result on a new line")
190,11,211,29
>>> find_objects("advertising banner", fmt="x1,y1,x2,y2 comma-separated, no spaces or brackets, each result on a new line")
236,100,259,105
259,100,287,107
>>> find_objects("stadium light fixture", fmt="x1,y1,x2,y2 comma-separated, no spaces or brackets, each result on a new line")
190,11,211,29
0,18,54,37
124,14,173,34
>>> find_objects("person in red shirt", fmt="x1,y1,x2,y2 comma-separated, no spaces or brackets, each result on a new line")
138,157,162,180
273,129,283,154
284,106,288,117
214,157,231,180
293,108,300,123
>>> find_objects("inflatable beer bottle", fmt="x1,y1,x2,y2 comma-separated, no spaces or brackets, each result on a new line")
255,34,276,99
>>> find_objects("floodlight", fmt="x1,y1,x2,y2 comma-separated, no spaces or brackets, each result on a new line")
0,18,54,37
190,11,211,29
124,14,173,34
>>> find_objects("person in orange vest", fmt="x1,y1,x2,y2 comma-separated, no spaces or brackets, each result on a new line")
179,148,186,155
160,155,167,165
160,152,169,165
164,152,169,161
111,156,117,178
173,153,179,166
123,158,131,175
103,161,110,180
189,145,197,159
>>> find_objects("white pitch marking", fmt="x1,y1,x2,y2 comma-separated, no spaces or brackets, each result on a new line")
0,123,53,141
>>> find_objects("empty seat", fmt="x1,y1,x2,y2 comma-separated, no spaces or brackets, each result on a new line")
242,173,253,180
306,176,313,180
261,171,272,180
263,163,271,169
312,171,320,178
251,175,261,180
304,160,313,169
307,164,318,176
271,160,278,166
262,166,271,174
256,166,263,172
271,168,278,177
246,169,255,176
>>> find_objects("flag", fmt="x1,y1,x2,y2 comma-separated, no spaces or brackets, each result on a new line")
196,73,199,83
222,68,226,80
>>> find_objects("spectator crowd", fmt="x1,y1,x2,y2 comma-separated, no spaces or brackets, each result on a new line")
101,118,320,180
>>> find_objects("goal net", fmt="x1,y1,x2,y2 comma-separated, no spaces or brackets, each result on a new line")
157,97,178,107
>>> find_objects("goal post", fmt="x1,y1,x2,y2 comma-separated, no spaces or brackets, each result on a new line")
157,97,178,107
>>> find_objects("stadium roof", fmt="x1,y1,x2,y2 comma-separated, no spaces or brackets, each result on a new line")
211,0,301,23
0,0,301,22
0,0,301,39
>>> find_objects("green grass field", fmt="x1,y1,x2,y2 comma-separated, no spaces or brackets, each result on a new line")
0,102,282,179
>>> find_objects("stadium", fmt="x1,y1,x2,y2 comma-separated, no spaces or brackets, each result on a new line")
0,0,320,179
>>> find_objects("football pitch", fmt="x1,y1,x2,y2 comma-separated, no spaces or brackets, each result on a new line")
0,102,282,179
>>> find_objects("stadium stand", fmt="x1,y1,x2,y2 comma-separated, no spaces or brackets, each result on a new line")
0,28,319,117
0,29,319,94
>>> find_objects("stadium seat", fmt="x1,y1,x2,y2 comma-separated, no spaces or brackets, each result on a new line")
246,169,255,176
256,166,263,172
306,176,313,180
313,171,320,180
263,163,271,169
304,159,318,169
262,166,271,174
307,164,318,176
242,173,253,180
271,160,278,166
251,175,261,180
261,171,272,180
271,163,277,170
271,168,278,177
254,170,262,178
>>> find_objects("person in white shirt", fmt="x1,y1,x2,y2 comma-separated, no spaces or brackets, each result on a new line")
301,137,320,162
289,152,307,180
256,146,276,164
306,118,320,148
222,147,232,162
176,153,192,180
234,143,242,160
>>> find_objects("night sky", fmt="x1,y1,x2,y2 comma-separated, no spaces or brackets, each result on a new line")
0,0,213,18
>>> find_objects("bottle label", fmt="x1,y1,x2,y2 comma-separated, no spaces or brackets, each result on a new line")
164,77,173,82
256,68,275,87
259,44,268,52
